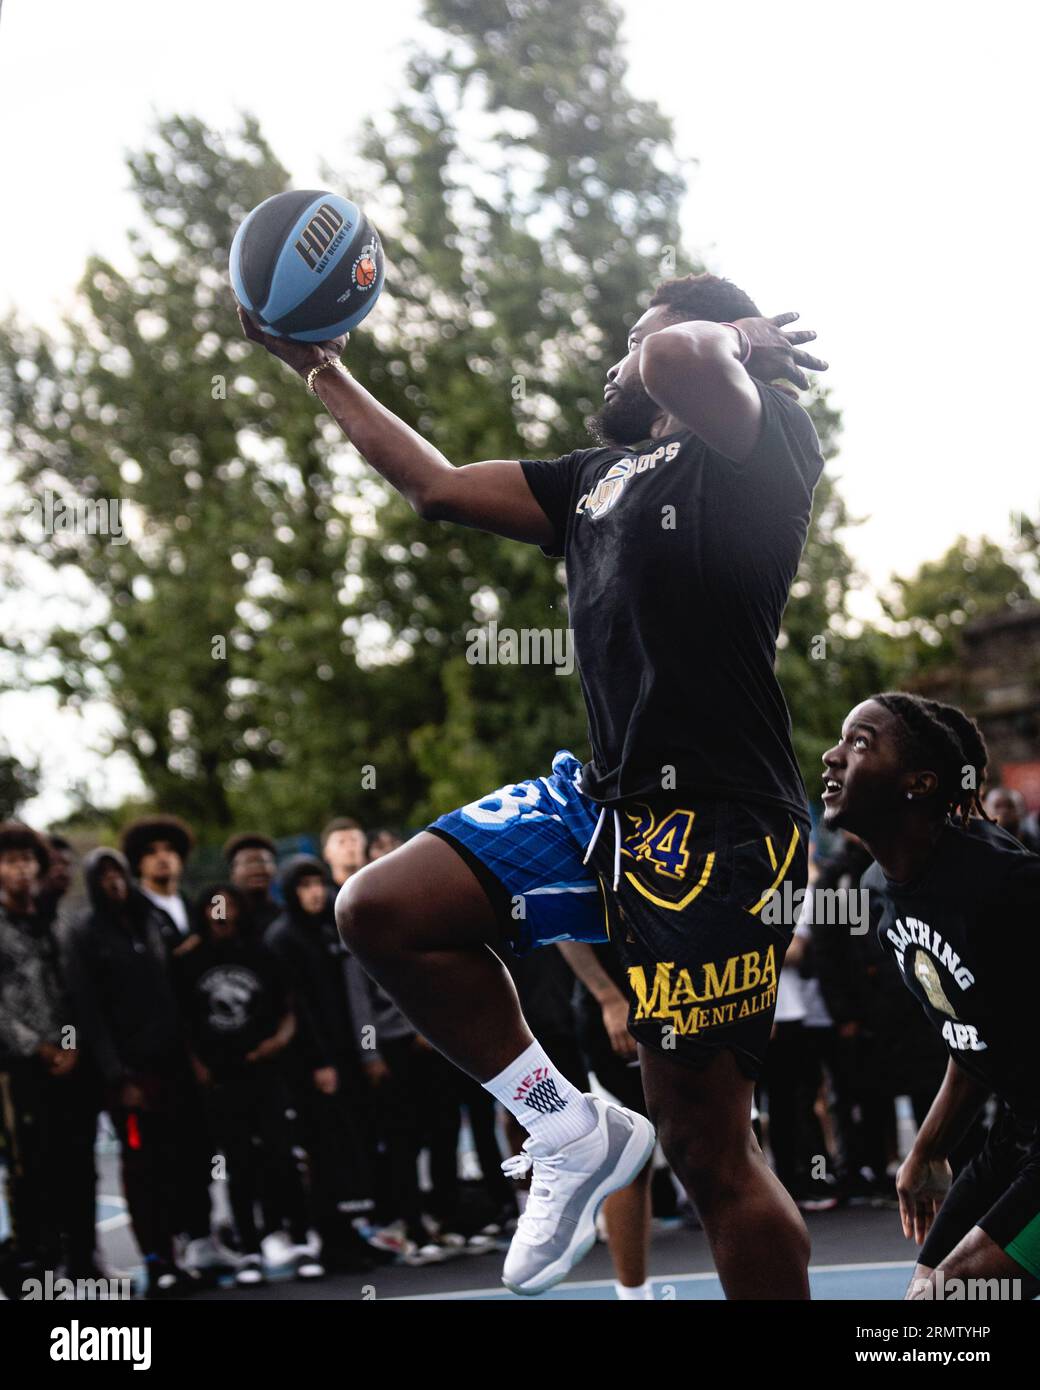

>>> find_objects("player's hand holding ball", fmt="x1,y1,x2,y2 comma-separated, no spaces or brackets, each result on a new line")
237,304,347,379
230,188,385,379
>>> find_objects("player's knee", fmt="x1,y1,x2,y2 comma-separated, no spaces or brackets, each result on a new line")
335,866,395,961
655,1117,743,1207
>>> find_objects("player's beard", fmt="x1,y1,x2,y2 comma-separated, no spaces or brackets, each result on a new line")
589,378,661,447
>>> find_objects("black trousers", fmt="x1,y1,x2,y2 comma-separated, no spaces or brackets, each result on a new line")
1,1057,99,1271
809,1027,891,1182
107,1066,209,1262
761,1021,828,1191
206,1068,309,1251
371,1036,461,1231
294,1056,374,1245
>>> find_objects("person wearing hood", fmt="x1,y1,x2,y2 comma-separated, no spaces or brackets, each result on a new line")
62,848,200,1298
177,884,315,1284
0,821,97,1291
264,855,374,1273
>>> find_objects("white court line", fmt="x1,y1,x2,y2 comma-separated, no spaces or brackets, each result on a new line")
396,1259,916,1300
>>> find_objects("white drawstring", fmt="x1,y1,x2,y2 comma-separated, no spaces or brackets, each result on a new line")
582,806,607,865
582,806,623,890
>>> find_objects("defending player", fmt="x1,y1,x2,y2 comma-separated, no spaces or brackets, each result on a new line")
820,692,1040,1298
240,272,827,1297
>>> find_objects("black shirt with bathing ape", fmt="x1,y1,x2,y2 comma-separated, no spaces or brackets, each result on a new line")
520,383,824,815
864,818,1040,1120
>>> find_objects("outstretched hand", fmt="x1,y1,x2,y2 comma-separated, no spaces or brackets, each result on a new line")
733,312,828,396
237,304,348,379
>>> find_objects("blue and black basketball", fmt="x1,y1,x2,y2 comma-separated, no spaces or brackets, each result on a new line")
229,190,385,341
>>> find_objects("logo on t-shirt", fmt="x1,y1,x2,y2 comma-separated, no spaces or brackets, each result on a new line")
575,441,682,520
199,965,262,1032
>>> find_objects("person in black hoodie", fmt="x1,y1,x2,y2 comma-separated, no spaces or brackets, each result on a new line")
0,821,97,1290
178,884,313,1284
62,849,198,1298
264,855,374,1272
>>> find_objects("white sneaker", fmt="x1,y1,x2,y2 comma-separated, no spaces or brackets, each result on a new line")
260,1231,294,1271
501,1095,656,1296
184,1235,240,1276
234,1254,264,1287
290,1247,326,1281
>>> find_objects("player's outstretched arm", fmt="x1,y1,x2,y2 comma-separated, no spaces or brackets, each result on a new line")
638,313,827,462
895,1058,989,1243
238,308,554,547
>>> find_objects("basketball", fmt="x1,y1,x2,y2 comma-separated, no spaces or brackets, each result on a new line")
229,189,385,341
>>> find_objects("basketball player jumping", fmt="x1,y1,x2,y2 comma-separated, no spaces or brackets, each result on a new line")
821,693,1040,1298
240,271,827,1298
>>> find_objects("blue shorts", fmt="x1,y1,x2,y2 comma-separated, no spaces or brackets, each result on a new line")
428,751,608,953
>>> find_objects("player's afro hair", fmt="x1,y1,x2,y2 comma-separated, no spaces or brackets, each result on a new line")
0,821,51,874
120,814,195,874
649,272,760,324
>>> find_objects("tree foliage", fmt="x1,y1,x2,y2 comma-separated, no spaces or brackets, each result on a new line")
0,0,881,834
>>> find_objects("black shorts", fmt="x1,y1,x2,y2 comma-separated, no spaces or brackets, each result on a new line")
585,795,809,1081
920,1106,1040,1280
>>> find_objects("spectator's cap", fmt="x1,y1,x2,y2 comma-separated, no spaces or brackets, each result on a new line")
224,831,277,865
121,814,195,874
320,816,362,848
0,820,51,874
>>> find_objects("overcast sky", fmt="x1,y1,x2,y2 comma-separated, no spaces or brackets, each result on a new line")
2,0,1038,820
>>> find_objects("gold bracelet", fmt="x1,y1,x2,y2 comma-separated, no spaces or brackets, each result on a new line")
306,358,348,394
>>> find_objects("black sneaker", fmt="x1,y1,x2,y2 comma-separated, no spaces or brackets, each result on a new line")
795,1178,840,1212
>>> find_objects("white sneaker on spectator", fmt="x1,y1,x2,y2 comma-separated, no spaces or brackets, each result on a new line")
290,1248,326,1281
234,1254,264,1287
184,1235,240,1277
260,1231,294,1271
366,1220,410,1257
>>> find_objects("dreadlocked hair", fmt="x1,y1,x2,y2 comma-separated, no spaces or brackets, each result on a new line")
871,692,991,825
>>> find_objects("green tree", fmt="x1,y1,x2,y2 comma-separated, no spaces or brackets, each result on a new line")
880,535,1032,677
0,747,38,820
0,0,858,834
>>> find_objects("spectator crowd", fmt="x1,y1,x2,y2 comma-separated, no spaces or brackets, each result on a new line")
1,789,1037,1298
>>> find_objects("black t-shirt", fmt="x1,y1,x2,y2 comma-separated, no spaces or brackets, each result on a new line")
864,818,1040,1119
520,383,823,814
177,937,288,1079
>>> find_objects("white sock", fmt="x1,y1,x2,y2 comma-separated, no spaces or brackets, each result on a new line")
615,1281,653,1300
484,1039,597,1151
